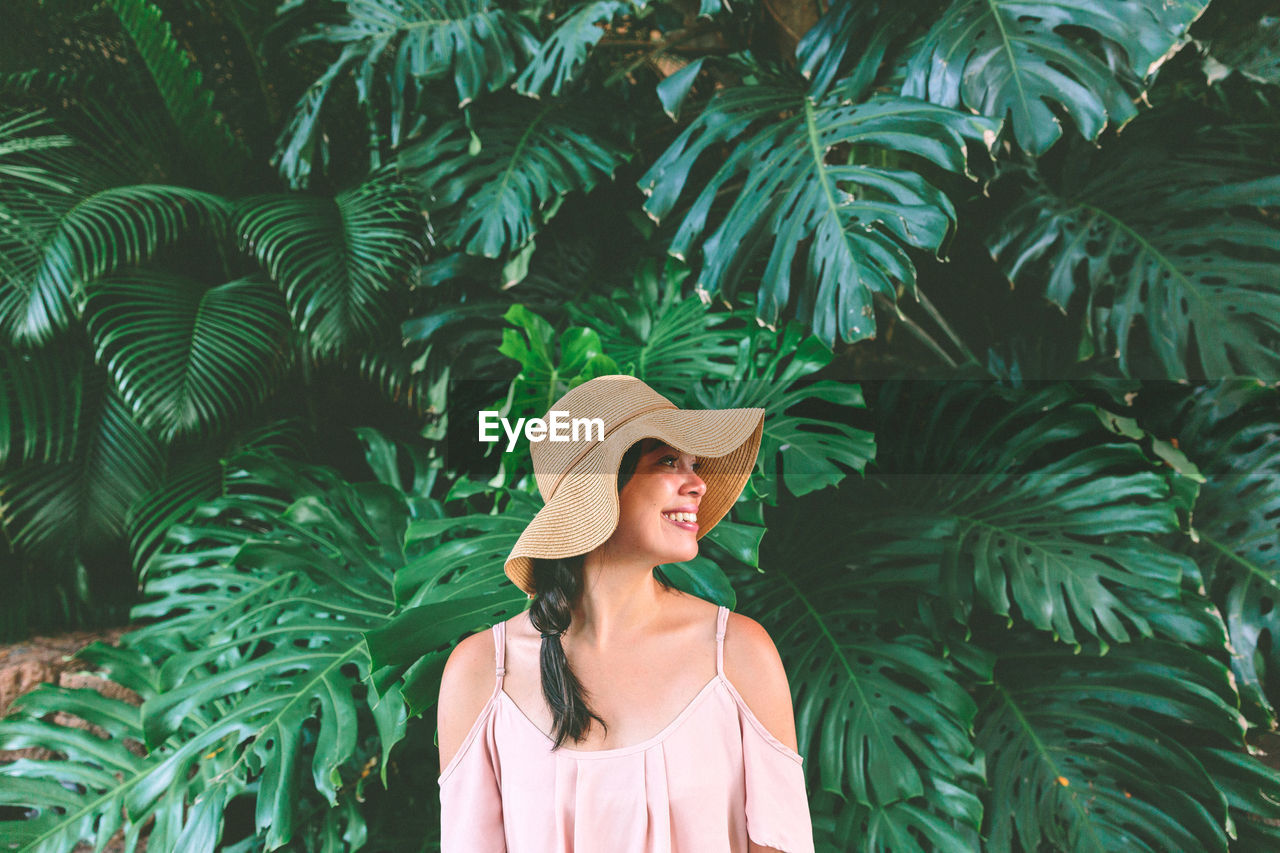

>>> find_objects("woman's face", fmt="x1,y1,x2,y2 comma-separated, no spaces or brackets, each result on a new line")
610,440,707,566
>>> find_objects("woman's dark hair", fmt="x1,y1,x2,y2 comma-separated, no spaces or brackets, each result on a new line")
528,437,676,748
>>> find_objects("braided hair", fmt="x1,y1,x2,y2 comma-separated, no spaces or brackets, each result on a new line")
528,437,675,748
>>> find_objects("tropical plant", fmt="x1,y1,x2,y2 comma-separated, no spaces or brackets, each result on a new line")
3,0,1280,850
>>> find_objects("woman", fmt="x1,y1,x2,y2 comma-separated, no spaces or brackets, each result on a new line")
437,375,814,852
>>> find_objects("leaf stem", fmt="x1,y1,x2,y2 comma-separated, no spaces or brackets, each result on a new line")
873,292,957,367
913,284,980,365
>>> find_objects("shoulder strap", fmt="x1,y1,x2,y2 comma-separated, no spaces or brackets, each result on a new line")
715,605,730,677
492,621,506,688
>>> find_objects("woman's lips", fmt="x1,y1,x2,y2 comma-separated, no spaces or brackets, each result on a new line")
662,514,698,532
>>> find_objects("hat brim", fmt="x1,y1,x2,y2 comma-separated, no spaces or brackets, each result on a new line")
504,407,765,596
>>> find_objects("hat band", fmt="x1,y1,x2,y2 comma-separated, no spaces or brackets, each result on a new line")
545,400,677,500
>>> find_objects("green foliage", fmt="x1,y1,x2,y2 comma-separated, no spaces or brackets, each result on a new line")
903,0,1209,154
399,94,631,263
87,273,291,441
103,0,251,184
1162,381,1280,725
234,169,424,354
848,380,1198,646
979,633,1241,852
640,86,998,347
515,0,634,97
4,0,1280,849
989,103,1280,380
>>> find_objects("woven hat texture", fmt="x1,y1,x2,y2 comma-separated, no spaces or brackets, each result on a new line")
504,375,764,595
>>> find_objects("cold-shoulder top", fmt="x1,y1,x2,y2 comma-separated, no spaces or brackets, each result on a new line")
438,605,815,853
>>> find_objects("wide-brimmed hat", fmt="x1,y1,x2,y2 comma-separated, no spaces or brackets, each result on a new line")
503,375,765,596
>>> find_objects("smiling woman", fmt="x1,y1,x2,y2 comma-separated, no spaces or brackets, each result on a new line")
436,375,814,853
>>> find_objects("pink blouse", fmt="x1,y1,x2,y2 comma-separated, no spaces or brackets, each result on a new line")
438,606,815,853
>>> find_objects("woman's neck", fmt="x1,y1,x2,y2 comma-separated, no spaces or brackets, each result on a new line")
572,549,669,648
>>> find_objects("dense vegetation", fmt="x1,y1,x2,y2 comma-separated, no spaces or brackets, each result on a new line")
1,0,1279,849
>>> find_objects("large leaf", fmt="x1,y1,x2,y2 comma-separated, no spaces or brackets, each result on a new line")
733,491,986,844
86,271,290,441
639,85,997,348
1161,380,1280,724
564,257,746,389
398,94,631,260
844,380,1198,646
685,323,874,501
0,117,230,343
796,0,932,102
978,631,1244,852
234,170,424,354
274,0,540,185
902,0,1208,154
0,453,419,851
989,106,1280,380
0,356,161,562
0,644,207,853
515,0,632,97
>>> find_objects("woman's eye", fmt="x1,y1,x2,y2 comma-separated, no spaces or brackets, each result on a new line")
661,455,702,471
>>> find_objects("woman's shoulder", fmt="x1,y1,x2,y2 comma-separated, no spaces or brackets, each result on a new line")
722,609,799,752
437,625,502,771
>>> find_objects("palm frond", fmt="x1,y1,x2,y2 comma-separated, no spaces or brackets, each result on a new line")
235,171,424,354
86,271,290,441
104,0,251,185
0,111,231,343
0,364,161,562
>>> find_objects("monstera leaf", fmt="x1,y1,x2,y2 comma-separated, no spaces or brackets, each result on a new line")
0,643,208,853
844,380,1199,646
989,106,1280,380
273,0,540,184
734,491,986,846
639,85,997,348
977,630,1247,852
796,0,932,102
564,257,745,390
1161,380,1280,725
234,170,423,354
515,0,633,97
86,272,291,441
902,0,1208,154
686,324,874,501
1,451,426,850
399,94,630,262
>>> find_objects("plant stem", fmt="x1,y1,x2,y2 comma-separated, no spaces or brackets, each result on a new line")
873,291,957,368
913,285,979,365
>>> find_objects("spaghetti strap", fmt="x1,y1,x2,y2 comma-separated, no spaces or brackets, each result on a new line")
492,621,506,688
715,605,729,676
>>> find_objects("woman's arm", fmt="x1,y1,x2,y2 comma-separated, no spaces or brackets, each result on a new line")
723,613,805,853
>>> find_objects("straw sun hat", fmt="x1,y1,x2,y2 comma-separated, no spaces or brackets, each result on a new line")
503,375,765,596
